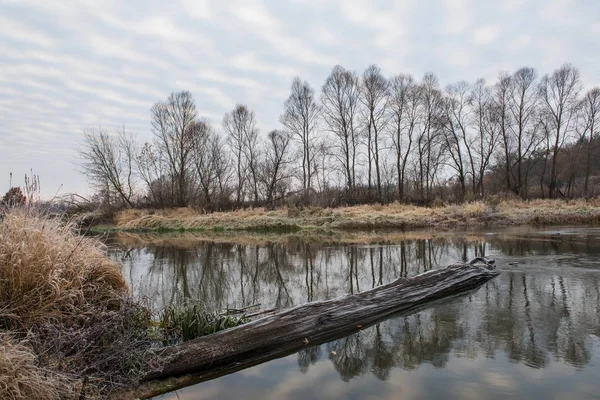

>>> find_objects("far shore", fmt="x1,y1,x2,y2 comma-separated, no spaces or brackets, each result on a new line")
87,198,600,234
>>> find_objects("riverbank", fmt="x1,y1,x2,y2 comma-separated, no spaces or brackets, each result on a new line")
0,209,140,399
95,198,600,233
0,209,245,399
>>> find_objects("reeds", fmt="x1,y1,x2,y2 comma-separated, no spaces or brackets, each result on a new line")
158,303,248,344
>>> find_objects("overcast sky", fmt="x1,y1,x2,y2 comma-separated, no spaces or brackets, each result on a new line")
1,0,599,198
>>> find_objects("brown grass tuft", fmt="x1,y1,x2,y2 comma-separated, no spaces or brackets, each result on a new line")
0,334,76,400
0,209,127,330
0,210,164,398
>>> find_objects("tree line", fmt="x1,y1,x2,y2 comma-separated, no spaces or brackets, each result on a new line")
80,62,600,210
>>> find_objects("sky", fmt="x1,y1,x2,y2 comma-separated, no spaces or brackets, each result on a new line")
1,0,599,198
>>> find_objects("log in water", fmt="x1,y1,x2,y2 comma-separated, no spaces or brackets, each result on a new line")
141,258,499,385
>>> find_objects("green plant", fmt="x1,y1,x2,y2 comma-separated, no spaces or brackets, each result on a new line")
158,303,249,344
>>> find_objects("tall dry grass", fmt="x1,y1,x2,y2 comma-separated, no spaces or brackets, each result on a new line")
0,209,127,329
0,335,76,400
0,209,157,399
108,198,600,232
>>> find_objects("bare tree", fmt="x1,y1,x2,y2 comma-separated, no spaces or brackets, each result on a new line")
388,74,420,200
321,65,361,192
189,119,231,210
314,140,333,195
360,64,389,200
188,119,211,208
223,105,261,205
578,88,600,196
538,64,582,198
136,142,167,207
441,81,472,198
469,78,499,197
281,78,319,202
261,130,293,207
151,91,198,207
509,67,540,198
209,134,233,209
415,73,444,203
492,72,514,193
79,126,136,208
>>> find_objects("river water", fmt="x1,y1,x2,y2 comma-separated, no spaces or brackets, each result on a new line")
107,227,600,400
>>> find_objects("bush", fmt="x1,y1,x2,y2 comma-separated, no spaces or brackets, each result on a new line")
1,187,26,208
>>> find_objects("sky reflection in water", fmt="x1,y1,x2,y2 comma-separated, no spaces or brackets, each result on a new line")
107,227,600,400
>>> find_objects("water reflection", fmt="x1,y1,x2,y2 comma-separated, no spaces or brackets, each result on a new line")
112,235,491,311
107,228,600,399
321,267,599,382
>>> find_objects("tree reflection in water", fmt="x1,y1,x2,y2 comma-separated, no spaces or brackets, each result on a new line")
109,230,600,383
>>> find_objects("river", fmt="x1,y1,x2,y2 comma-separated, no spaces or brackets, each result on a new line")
107,226,600,400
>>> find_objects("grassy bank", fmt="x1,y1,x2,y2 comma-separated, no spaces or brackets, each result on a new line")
0,210,246,399
100,198,600,233
0,209,156,399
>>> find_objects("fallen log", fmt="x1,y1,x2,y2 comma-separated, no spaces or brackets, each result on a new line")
138,257,498,394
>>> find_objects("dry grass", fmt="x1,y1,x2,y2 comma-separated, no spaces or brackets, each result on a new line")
0,209,127,330
111,229,476,249
0,209,163,399
0,334,76,400
109,199,600,233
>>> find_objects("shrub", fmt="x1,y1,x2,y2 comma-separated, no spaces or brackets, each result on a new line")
1,187,26,208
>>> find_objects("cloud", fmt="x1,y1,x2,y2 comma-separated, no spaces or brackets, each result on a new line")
227,0,336,66
340,0,413,50
442,0,473,35
230,53,300,80
137,16,192,42
0,16,55,48
509,35,533,51
435,43,474,69
181,0,213,20
311,27,341,47
541,0,576,24
499,0,528,12
472,25,501,46
198,69,266,90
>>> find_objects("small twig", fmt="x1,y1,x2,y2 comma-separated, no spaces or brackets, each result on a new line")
221,303,261,315
78,375,88,400
246,307,277,319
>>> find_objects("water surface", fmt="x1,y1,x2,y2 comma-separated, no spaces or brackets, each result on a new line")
107,227,600,400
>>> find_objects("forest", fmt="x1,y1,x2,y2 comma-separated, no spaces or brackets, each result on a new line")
78,63,600,211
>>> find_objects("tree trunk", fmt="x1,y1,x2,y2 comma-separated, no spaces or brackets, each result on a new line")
136,258,499,397
584,137,592,197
